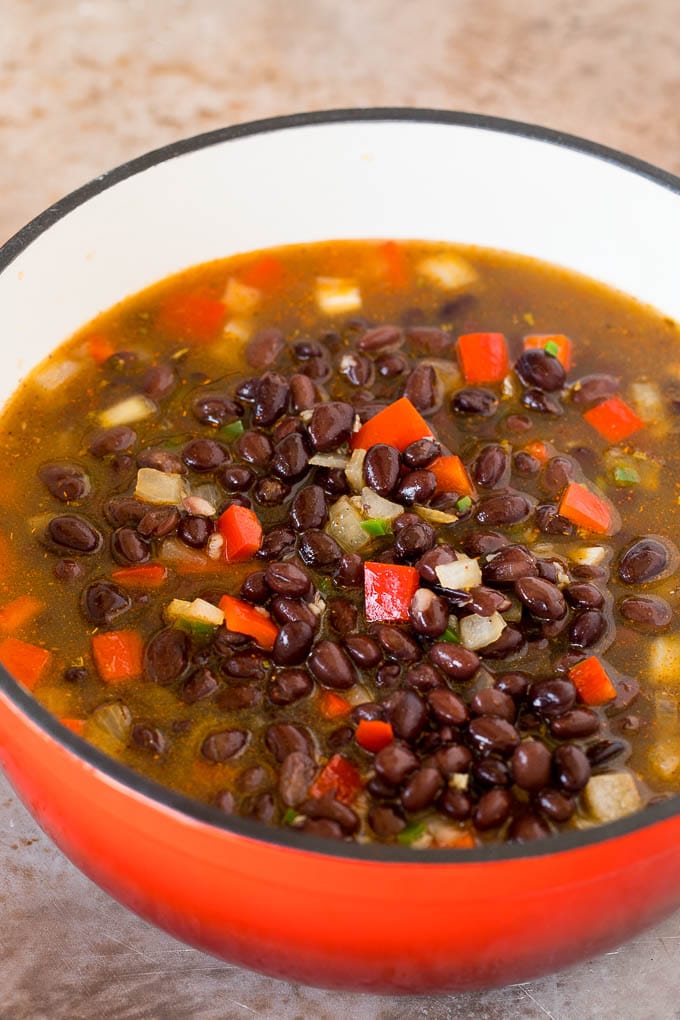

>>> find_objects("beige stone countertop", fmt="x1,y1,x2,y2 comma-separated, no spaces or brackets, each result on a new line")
2,1,680,1017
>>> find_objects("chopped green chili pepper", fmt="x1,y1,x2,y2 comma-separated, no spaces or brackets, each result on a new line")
441,625,461,644
614,465,640,486
544,339,560,358
220,420,245,441
456,496,472,513
360,518,392,537
282,808,298,825
397,820,428,845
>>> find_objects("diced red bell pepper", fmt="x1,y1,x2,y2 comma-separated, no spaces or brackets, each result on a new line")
352,397,433,452
457,332,509,384
558,482,612,535
355,719,394,753
0,636,51,690
308,754,362,804
583,397,644,443
429,455,475,496
91,630,143,684
523,440,551,463
0,595,44,632
218,594,278,650
111,564,168,588
523,333,573,371
60,718,86,736
157,291,225,342
318,691,352,719
364,562,420,622
218,505,262,562
87,334,116,364
569,656,617,705
238,255,284,290
379,240,409,288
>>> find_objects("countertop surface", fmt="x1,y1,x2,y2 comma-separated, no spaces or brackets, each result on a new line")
2,2,680,1017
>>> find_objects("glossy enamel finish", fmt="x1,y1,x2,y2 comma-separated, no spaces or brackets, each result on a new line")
2,111,680,992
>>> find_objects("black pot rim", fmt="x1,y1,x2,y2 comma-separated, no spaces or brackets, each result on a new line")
2,106,680,866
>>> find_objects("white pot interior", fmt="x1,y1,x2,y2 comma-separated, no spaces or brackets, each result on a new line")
1,115,679,409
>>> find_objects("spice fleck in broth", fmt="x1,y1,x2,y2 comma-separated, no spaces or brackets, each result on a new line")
1,240,680,847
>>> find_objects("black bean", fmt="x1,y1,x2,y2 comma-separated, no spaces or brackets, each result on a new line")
327,600,357,636
620,594,673,629
395,523,436,561
571,373,619,405
513,451,540,476
535,788,575,823
54,558,86,582
290,485,327,532
402,438,441,469
405,363,440,414
181,667,219,704
308,640,356,690
504,414,532,434
416,544,456,584
182,438,228,472
88,425,137,458
246,327,285,370
472,758,511,787
401,768,443,812
268,668,313,705
509,812,550,842
389,690,428,741
239,570,269,605
495,672,529,700
521,388,564,415
363,444,400,496
217,682,261,710
343,635,382,669
271,433,309,482
515,576,566,621
483,626,525,659
376,353,408,377
137,448,185,474
278,752,317,807
301,355,332,382
369,805,406,837
131,724,166,755
273,621,314,666
619,536,675,585
289,373,317,413
177,515,214,549
434,744,472,777
328,725,354,749
202,729,249,762
451,388,498,416
308,402,354,452
374,741,419,785
474,788,513,830
541,456,574,497
535,504,575,536
252,372,289,427
301,795,359,835
565,582,604,610
39,462,90,502
396,469,436,505
299,531,343,572
550,708,601,739
467,717,520,757
144,628,190,685
294,340,325,360
568,609,607,648
357,324,404,352
427,688,468,725
511,740,552,790
137,506,180,539
143,362,176,400
351,702,385,724
553,744,591,793
374,626,421,663
439,788,472,821
253,477,290,506
409,588,449,637
514,349,565,391
236,430,272,467
482,545,537,585
257,525,296,561
530,678,576,717
472,444,510,489
335,551,364,588
302,818,343,839
47,514,103,554
429,644,479,681
316,467,350,497
467,586,511,617
586,739,628,768
270,596,319,631
82,581,131,625
264,561,310,598
104,497,147,527
470,688,516,722
464,531,509,557
476,492,533,526
265,723,314,762
192,392,243,427
111,526,150,564
221,651,265,679
339,352,374,387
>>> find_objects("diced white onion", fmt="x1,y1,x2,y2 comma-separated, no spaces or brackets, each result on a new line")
650,635,680,685
422,358,461,394
190,482,223,508
160,537,211,571
166,598,192,621
182,496,217,516
135,468,186,505
91,700,131,742
35,359,82,391
206,533,224,560
309,452,350,469
417,253,478,291
345,686,372,706
583,772,642,823
316,277,362,315
345,448,366,492
166,597,224,627
326,496,371,553
649,739,680,780
100,394,157,428
356,486,403,522
223,277,261,314
435,555,482,591
459,611,506,650
630,381,663,423
223,317,252,342
413,504,458,525
450,773,469,791
569,546,606,566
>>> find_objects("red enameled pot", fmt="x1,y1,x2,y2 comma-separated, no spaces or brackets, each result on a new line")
1,110,680,993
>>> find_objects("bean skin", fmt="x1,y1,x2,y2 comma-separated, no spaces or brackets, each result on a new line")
308,640,357,690
508,813,550,842
495,672,529,700
111,526,151,564
620,594,672,629
246,327,285,370
565,582,604,609
375,626,421,663
265,723,314,762
182,667,219,704
299,531,342,571
264,561,311,598
473,758,510,787
39,463,90,502
182,438,228,472
278,752,317,807
271,433,309,481
363,444,400,496
192,393,243,427
427,688,468,725
344,634,382,668
289,373,317,412
470,688,516,722
137,506,180,539
416,544,456,584
472,444,511,489
143,628,189,685
335,552,364,588
468,586,511,617
236,430,272,467
535,788,575,823
357,324,404,353
82,581,131,625
482,626,525,659
440,788,472,821
88,425,137,458
395,523,436,561
464,531,509,557
515,576,566,621
253,372,289,427
403,438,441,469
541,456,574,497
369,806,406,837
428,644,480,681
270,597,318,631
